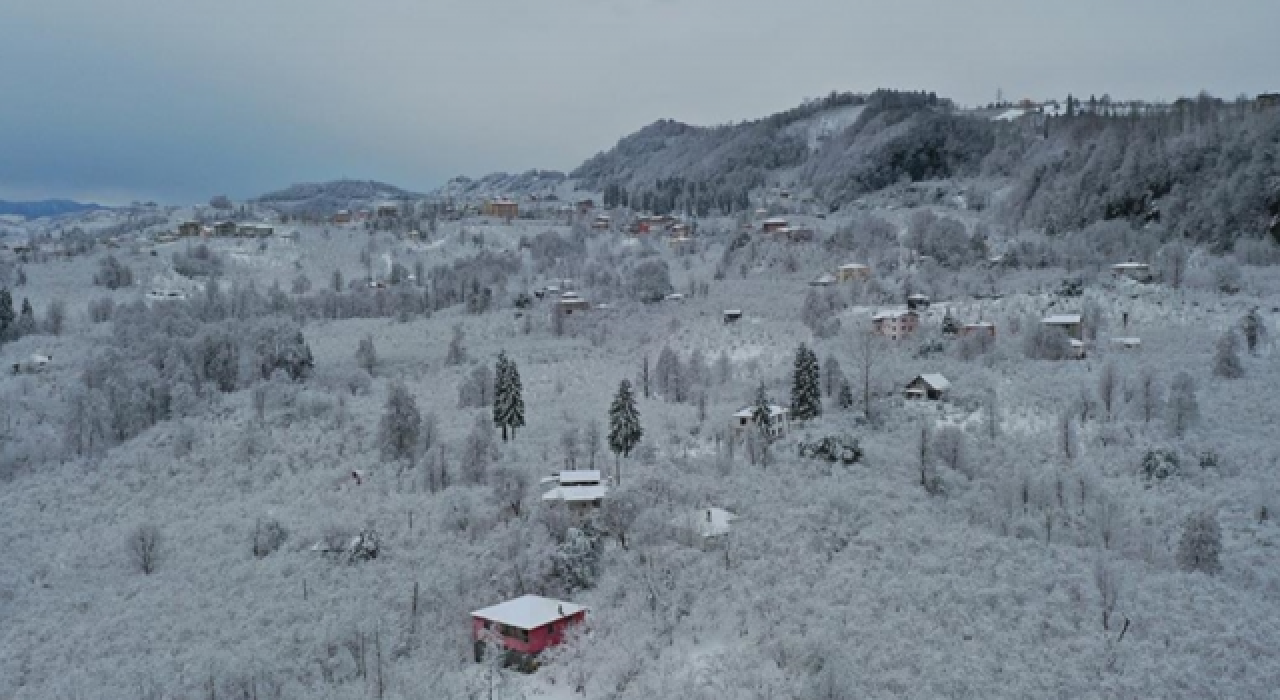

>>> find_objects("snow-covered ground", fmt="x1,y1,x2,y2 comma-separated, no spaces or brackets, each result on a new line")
2,199,1280,699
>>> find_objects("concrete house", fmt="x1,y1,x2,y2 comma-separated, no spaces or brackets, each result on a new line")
837,263,871,282
905,374,950,400
731,404,790,441
872,310,919,340
471,595,587,665
906,294,931,311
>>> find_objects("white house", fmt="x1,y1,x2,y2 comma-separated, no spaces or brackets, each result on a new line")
1110,262,1152,282
1042,313,1084,341
837,263,871,282
541,470,606,512
731,404,790,440
1111,337,1142,350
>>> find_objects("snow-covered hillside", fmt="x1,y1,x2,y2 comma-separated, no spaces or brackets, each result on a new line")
3,187,1280,698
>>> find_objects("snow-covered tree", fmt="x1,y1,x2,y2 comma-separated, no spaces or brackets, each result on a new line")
1176,510,1222,575
608,379,643,481
491,352,525,441
1240,308,1263,355
355,334,377,374
0,287,13,340
1167,371,1199,437
1213,330,1244,379
378,382,421,462
823,354,844,397
790,344,822,420
837,380,854,410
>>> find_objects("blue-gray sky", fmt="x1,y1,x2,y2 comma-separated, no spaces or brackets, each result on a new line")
2,0,1276,204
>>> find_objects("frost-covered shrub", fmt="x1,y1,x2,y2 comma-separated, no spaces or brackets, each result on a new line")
1140,448,1180,481
128,524,162,575
93,255,134,289
551,523,604,592
252,518,289,558
1176,511,1222,575
797,435,863,465
171,244,224,278
629,259,672,302
87,297,115,323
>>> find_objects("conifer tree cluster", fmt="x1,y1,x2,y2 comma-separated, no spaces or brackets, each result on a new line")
492,352,525,441
790,344,822,421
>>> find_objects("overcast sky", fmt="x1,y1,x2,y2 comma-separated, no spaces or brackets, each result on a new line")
1,0,1276,204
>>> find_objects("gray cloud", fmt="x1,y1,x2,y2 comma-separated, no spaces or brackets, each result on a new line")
2,0,1276,203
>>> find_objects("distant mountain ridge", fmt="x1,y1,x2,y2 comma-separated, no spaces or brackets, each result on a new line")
254,179,421,215
0,199,106,219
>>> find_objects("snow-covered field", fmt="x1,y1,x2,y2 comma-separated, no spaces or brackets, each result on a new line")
2,200,1280,699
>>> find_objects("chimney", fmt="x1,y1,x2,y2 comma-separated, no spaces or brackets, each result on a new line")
557,604,564,616
706,509,712,522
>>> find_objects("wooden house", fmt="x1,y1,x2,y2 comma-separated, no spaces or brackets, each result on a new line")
959,322,996,338
591,214,611,230
484,199,519,219
471,595,587,665
554,292,591,315
905,374,950,400
761,217,789,233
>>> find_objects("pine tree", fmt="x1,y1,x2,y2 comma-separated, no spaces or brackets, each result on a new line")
505,359,525,439
492,352,525,441
608,379,643,482
0,287,13,339
752,383,774,439
493,353,511,440
790,344,822,420
12,297,35,336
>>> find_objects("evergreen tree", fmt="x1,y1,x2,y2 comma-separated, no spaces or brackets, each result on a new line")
1177,510,1223,575
1241,309,1262,355
607,379,643,482
837,380,854,410
492,352,525,441
752,383,774,439
790,344,822,420
505,359,525,439
0,287,13,339
12,297,35,336
493,353,511,440
941,309,959,335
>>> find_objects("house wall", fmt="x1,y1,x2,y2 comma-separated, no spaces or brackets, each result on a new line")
472,611,585,655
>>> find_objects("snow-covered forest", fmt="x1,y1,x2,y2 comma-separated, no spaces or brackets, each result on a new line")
2,89,1280,699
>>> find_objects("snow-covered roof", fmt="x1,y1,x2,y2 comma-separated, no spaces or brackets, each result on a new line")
542,484,607,503
1042,314,1082,325
913,374,951,390
872,310,916,320
762,217,788,225
733,404,788,419
906,294,930,301
674,508,738,538
1111,262,1149,269
724,309,742,315
1111,337,1142,346
29,354,51,364
558,470,601,485
992,108,1028,121
471,595,586,630
964,322,995,328
1069,339,1085,347
839,263,869,270
811,274,835,285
